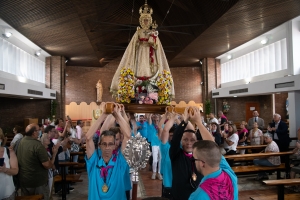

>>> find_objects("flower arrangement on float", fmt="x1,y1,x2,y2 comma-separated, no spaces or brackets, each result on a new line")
116,67,135,103
157,70,173,105
116,67,172,105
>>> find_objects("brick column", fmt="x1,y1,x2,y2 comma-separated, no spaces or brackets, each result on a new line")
45,56,66,119
201,58,221,114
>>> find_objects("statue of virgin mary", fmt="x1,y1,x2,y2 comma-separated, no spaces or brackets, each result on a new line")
110,1,175,104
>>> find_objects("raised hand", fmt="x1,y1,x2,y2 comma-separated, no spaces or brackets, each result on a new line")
182,107,190,123
189,107,201,124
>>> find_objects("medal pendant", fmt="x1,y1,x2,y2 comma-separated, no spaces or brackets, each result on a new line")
192,173,197,181
102,183,109,193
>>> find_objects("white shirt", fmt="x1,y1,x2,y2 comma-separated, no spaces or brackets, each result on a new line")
0,148,15,199
209,118,219,124
224,133,239,151
11,133,23,146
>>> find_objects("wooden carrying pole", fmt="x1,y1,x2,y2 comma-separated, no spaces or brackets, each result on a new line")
132,182,138,200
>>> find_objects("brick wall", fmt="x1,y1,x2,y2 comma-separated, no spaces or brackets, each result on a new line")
46,56,66,118
0,97,50,133
65,63,202,104
216,95,273,124
274,93,288,120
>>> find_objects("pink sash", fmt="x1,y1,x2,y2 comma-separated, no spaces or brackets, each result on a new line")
200,171,233,200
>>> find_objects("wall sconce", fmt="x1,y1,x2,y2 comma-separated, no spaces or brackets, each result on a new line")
34,50,41,57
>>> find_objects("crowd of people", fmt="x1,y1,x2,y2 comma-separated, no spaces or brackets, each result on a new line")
0,118,84,200
0,105,300,199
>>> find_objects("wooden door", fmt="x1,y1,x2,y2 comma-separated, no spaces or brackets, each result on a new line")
245,102,260,122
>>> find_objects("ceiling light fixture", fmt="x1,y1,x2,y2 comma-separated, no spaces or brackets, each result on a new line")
227,54,232,60
233,96,237,97
2,31,12,38
30,98,33,99
34,50,41,57
261,38,268,45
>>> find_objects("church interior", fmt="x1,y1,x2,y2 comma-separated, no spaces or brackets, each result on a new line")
1,0,300,200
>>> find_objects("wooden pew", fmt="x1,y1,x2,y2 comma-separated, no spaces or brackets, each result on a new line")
262,178,300,200
58,162,80,200
236,145,267,150
15,195,43,200
54,174,83,183
232,163,285,179
250,193,300,200
225,152,294,178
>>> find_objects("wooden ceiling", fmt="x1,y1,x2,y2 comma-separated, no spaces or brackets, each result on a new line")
0,0,300,67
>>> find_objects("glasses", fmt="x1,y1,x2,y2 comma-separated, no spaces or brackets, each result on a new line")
191,157,205,164
99,143,115,148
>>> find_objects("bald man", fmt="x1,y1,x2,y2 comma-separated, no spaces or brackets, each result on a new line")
17,123,58,199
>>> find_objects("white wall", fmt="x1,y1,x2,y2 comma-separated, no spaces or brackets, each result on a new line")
212,74,300,98
0,73,56,99
289,17,300,75
217,16,300,87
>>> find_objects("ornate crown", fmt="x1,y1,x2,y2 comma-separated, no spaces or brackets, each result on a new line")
152,21,158,29
139,0,153,15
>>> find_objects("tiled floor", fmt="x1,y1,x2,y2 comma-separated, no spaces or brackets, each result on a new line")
52,169,298,200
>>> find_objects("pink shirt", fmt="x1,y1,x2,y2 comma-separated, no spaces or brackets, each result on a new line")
76,125,82,140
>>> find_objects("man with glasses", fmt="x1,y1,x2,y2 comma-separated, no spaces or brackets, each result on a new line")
85,103,131,200
188,112,238,200
17,123,58,199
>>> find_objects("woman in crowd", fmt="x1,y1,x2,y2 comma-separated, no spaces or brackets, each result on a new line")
218,111,228,131
0,131,18,200
223,124,239,155
253,133,280,180
221,122,229,138
209,122,222,146
237,121,248,154
249,122,264,145
11,125,23,146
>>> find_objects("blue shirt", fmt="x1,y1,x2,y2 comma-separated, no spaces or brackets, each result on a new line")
160,142,172,187
85,149,130,200
189,156,238,200
136,121,148,140
148,124,161,146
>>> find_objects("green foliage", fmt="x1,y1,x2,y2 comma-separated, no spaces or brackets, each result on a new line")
50,100,58,120
139,80,150,87
205,100,211,115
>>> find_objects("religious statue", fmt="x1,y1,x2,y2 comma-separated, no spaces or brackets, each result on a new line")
110,0,175,104
96,79,103,102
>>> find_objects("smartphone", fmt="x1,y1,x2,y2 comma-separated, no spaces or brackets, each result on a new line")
0,158,4,166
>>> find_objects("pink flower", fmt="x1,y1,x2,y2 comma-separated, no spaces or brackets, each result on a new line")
148,92,158,101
